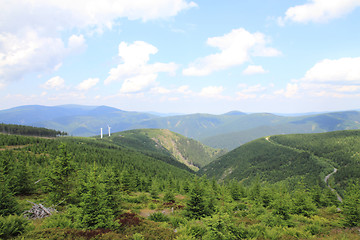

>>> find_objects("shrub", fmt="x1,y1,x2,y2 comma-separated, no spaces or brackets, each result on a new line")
169,215,187,228
0,214,32,239
181,220,207,239
132,232,144,240
342,182,360,227
42,213,73,229
203,213,237,240
148,212,169,222
163,190,175,203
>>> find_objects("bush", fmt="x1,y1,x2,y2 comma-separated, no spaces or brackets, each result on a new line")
42,213,74,229
179,220,207,239
0,214,32,239
148,212,170,222
169,215,187,228
203,213,237,240
132,232,144,240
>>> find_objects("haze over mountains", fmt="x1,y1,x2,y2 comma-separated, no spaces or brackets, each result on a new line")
2,104,360,150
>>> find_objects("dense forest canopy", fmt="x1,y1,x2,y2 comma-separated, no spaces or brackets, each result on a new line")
0,123,67,137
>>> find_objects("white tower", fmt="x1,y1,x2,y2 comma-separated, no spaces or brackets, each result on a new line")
108,125,111,137
100,128,103,139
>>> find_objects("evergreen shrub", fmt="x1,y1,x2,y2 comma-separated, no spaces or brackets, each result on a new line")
0,215,32,239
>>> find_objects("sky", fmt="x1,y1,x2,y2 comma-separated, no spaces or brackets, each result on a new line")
1,0,360,114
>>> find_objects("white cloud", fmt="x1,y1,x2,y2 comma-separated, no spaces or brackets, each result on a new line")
177,85,192,95
240,84,267,93
76,78,99,91
0,0,194,82
42,76,65,90
120,74,158,93
277,57,360,98
68,35,86,53
0,0,197,33
0,31,86,83
236,92,257,100
279,0,360,24
243,65,268,75
183,28,280,76
150,86,171,94
236,83,269,99
303,57,360,83
105,41,178,93
199,86,224,98
150,85,193,95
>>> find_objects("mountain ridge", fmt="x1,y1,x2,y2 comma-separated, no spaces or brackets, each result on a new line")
2,105,360,150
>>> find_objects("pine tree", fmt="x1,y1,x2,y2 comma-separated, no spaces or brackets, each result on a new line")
120,168,132,193
150,180,159,199
272,192,292,220
163,188,175,203
13,161,33,195
78,164,116,229
229,179,241,201
0,174,19,216
185,178,207,219
342,182,360,227
0,155,19,216
46,143,75,204
291,187,317,217
103,169,121,214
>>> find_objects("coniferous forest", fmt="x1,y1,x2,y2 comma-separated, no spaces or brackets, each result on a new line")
1,126,360,239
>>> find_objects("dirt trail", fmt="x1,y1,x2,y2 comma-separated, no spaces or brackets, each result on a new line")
324,168,343,202
265,136,343,203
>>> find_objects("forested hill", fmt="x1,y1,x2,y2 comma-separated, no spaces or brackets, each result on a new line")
200,130,360,194
201,111,360,150
3,105,360,150
98,129,227,171
0,123,66,137
3,128,360,239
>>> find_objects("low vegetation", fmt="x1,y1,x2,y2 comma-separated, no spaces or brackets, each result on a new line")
1,128,360,239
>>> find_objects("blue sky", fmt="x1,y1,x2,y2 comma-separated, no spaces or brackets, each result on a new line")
1,0,360,114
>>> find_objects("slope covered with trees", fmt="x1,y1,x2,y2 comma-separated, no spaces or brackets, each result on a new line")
200,130,360,194
102,129,226,171
1,129,360,239
3,105,360,148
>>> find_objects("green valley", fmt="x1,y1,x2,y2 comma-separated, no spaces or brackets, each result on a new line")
1,124,360,239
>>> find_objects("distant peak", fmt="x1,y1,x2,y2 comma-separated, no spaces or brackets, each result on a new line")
222,111,246,116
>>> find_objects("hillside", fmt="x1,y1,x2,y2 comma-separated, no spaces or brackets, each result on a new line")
0,105,158,137
201,111,360,150
101,129,227,171
200,130,360,194
2,127,360,239
2,105,360,150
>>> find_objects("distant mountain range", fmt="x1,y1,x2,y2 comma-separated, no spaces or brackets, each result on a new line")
1,104,360,150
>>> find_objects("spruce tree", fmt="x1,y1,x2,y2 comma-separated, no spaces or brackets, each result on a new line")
46,143,75,204
185,178,207,219
342,182,360,227
78,164,116,229
0,155,18,216
0,174,19,216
